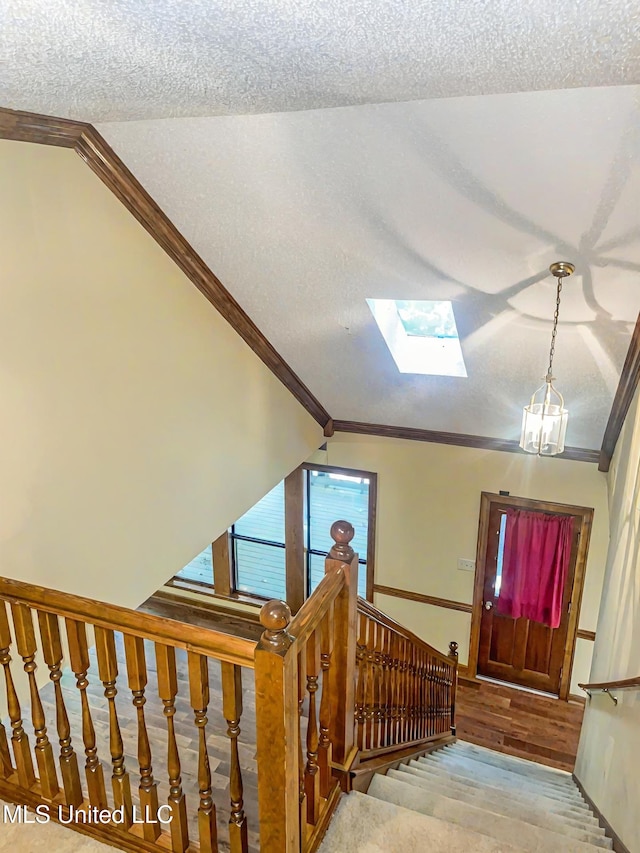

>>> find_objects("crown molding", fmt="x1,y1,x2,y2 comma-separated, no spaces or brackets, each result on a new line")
598,311,640,473
332,419,601,463
0,106,332,430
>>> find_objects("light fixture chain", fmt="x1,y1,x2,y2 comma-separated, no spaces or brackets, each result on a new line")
546,278,563,381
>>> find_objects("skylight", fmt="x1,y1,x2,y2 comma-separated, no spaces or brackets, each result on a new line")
366,299,467,377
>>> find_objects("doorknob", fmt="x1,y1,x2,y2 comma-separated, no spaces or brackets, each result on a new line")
484,601,493,610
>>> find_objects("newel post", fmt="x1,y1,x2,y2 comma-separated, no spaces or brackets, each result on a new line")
448,641,459,737
254,600,300,853
325,521,358,769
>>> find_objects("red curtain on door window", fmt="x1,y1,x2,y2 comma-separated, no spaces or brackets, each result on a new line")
497,509,574,628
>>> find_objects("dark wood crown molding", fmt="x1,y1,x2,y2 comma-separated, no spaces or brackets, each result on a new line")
0,106,331,430
598,312,640,473
333,420,600,463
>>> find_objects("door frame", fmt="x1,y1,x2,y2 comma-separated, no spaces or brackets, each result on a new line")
468,492,594,700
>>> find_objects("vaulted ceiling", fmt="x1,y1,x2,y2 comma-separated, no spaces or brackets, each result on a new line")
2,1,640,452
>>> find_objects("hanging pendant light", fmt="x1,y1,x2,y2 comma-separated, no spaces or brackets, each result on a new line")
520,261,574,456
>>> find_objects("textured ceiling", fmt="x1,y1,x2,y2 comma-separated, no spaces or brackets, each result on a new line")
1,0,640,120
96,84,640,449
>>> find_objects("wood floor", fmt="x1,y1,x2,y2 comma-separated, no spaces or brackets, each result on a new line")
456,675,585,772
35,634,261,852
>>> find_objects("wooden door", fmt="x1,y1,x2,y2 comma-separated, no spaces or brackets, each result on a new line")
477,501,581,695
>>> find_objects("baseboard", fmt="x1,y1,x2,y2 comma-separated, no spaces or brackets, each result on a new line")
573,774,631,853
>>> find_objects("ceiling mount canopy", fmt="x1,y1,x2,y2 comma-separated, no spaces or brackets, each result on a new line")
520,262,575,457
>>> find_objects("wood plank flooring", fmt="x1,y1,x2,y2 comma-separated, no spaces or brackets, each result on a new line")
22,635,261,852
456,675,585,772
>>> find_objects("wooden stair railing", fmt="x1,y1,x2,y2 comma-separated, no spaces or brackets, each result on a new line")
253,520,458,852
0,575,256,853
354,599,458,763
0,519,458,853
254,520,357,853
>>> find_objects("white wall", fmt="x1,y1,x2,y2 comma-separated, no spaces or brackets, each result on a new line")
326,432,609,692
0,140,323,609
575,388,640,852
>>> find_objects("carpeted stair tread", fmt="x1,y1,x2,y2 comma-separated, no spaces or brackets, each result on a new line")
424,750,583,798
387,765,604,837
404,759,594,820
447,741,576,787
368,773,611,852
317,790,527,853
387,767,609,845
418,753,587,804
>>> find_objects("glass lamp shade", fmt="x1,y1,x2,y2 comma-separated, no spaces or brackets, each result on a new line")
520,398,568,456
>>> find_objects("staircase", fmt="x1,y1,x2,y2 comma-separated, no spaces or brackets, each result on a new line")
320,741,612,852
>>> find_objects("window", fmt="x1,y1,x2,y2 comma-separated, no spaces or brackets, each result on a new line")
171,465,375,601
233,480,286,599
306,468,370,597
367,298,467,376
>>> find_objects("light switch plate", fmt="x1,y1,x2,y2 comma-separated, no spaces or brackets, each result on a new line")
457,558,476,572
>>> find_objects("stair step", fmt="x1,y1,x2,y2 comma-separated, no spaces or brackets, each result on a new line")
388,767,609,844
449,741,576,787
447,742,576,789
318,790,526,852
369,773,611,851
405,760,595,821
430,748,578,796
419,754,587,804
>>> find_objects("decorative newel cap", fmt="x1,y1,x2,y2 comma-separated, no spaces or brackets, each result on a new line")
329,520,355,562
449,641,459,658
259,600,292,651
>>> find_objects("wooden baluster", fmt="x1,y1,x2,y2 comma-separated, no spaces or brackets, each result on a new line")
0,601,35,789
449,641,459,737
381,628,391,747
416,647,424,740
95,626,132,826
427,656,439,735
221,662,249,853
304,631,320,826
124,634,161,842
401,639,410,743
373,623,383,750
38,611,82,806
0,719,12,779
156,643,189,853
421,650,428,739
407,644,415,741
413,646,420,741
318,607,333,798
364,618,376,751
66,618,107,809
297,648,307,844
389,633,400,746
188,653,218,853
10,603,59,799
414,646,421,741
354,612,367,751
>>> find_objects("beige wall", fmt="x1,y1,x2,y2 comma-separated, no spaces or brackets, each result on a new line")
575,388,640,852
0,140,323,609
326,432,609,692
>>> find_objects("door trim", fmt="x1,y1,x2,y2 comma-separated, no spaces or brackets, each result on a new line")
468,492,594,701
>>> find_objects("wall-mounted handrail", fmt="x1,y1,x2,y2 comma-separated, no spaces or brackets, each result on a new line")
578,676,640,705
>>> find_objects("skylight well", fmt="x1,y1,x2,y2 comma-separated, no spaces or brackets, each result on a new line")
367,299,467,377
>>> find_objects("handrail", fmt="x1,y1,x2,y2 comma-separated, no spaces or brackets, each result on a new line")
578,676,640,705
0,574,256,667
288,564,344,649
357,596,453,666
